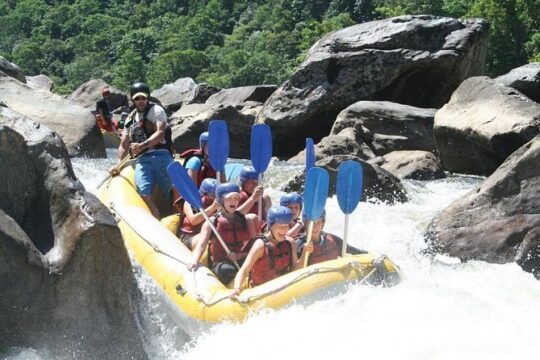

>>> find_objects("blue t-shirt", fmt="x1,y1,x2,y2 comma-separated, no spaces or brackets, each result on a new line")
185,156,203,171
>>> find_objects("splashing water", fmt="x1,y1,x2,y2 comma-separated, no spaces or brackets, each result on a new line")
63,155,540,360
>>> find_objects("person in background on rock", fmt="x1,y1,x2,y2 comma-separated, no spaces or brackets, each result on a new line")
279,192,305,238
178,178,220,250
187,183,259,285
96,87,117,134
110,82,174,219
237,166,272,224
180,131,224,187
118,111,129,130
230,206,308,297
296,210,366,267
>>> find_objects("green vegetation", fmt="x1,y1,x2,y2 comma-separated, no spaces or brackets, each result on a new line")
0,0,538,94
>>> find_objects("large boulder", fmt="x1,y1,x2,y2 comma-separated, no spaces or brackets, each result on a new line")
151,77,197,113
183,83,221,105
434,76,540,176
372,150,446,180
170,85,276,157
283,153,407,204
331,101,437,156
259,15,489,158
425,135,540,279
25,74,54,91
0,118,146,358
0,56,25,83
496,62,540,103
0,75,105,157
68,79,129,112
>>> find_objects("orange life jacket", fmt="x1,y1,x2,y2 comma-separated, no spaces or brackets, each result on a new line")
208,212,251,265
306,232,340,266
250,236,293,286
180,195,214,235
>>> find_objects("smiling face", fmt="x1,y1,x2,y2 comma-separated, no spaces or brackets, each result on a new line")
221,193,241,213
270,223,290,242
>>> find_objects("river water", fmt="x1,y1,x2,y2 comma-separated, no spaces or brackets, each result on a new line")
10,152,539,359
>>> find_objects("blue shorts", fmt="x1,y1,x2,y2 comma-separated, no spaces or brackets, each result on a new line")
135,150,174,197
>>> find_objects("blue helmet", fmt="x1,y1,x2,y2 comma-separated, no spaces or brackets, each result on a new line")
199,132,209,148
239,166,258,185
302,209,326,223
199,178,217,196
267,206,293,228
280,192,303,207
215,182,240,204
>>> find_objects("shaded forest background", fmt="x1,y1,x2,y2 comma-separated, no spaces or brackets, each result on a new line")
0,0,538,94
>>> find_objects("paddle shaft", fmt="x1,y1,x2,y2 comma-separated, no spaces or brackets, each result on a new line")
257,172,264,221
97,153,134,188
342,214,349,257
200,209,240,270
303,220,315,268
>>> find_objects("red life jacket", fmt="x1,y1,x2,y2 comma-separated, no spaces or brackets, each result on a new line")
307,232,340,266
180,148,217,188
208,212,251,264
250,236,293,286
180,195,214,235
239,190,267,219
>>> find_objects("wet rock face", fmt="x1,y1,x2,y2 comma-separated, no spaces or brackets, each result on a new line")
259,15,489,158
434,76,540,176
0,118,146,358
426,136,540,279
283,154,407,204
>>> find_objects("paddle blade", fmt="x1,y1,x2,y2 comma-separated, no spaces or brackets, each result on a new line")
305,138,315,172
224,162,244,182
336,160,363,214
303,167,329,221
208,120,229,172
250,124,272,173
167,162,203,209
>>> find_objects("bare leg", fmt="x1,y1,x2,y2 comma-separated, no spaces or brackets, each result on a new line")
141,195,160,219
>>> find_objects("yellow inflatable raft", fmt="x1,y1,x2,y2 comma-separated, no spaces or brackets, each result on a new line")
98,163,401,324
101,129,121,148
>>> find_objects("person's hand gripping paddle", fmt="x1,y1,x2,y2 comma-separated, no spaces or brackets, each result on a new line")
208,120,229,185
250,124,272,221
303,166,329,267
336,160,363,257
167,161,239,269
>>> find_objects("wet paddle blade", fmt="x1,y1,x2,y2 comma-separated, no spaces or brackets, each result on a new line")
250,124,272,173
208,120,229,172
167,162,203,209
305,138,315,172
336,160,363,214
225,162,243,182
303,167,329,221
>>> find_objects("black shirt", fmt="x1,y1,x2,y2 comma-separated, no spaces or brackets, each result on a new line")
96,98,111,121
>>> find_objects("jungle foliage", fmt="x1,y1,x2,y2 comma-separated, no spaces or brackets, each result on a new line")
0,0,537,94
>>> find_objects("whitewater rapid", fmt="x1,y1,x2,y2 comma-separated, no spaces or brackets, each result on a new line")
66,153,540,360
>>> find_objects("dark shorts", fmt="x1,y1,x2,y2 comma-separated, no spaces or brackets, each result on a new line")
212,261,239,285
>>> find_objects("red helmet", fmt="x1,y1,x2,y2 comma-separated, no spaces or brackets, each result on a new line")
102,87,110,96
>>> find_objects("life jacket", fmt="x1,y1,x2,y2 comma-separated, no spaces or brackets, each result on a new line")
305,232,340,266
96,113,116,132
180,195,214,235
180,148,217,188
208,212,251,265
239,190,267,219
250,236,293,286
128,103,173,154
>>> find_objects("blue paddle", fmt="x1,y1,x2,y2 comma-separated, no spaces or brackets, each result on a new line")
208,120,229,184
250,124,273,220
305,138,315,172
167,161,239,269
336,160,363,256
302,166,329,267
